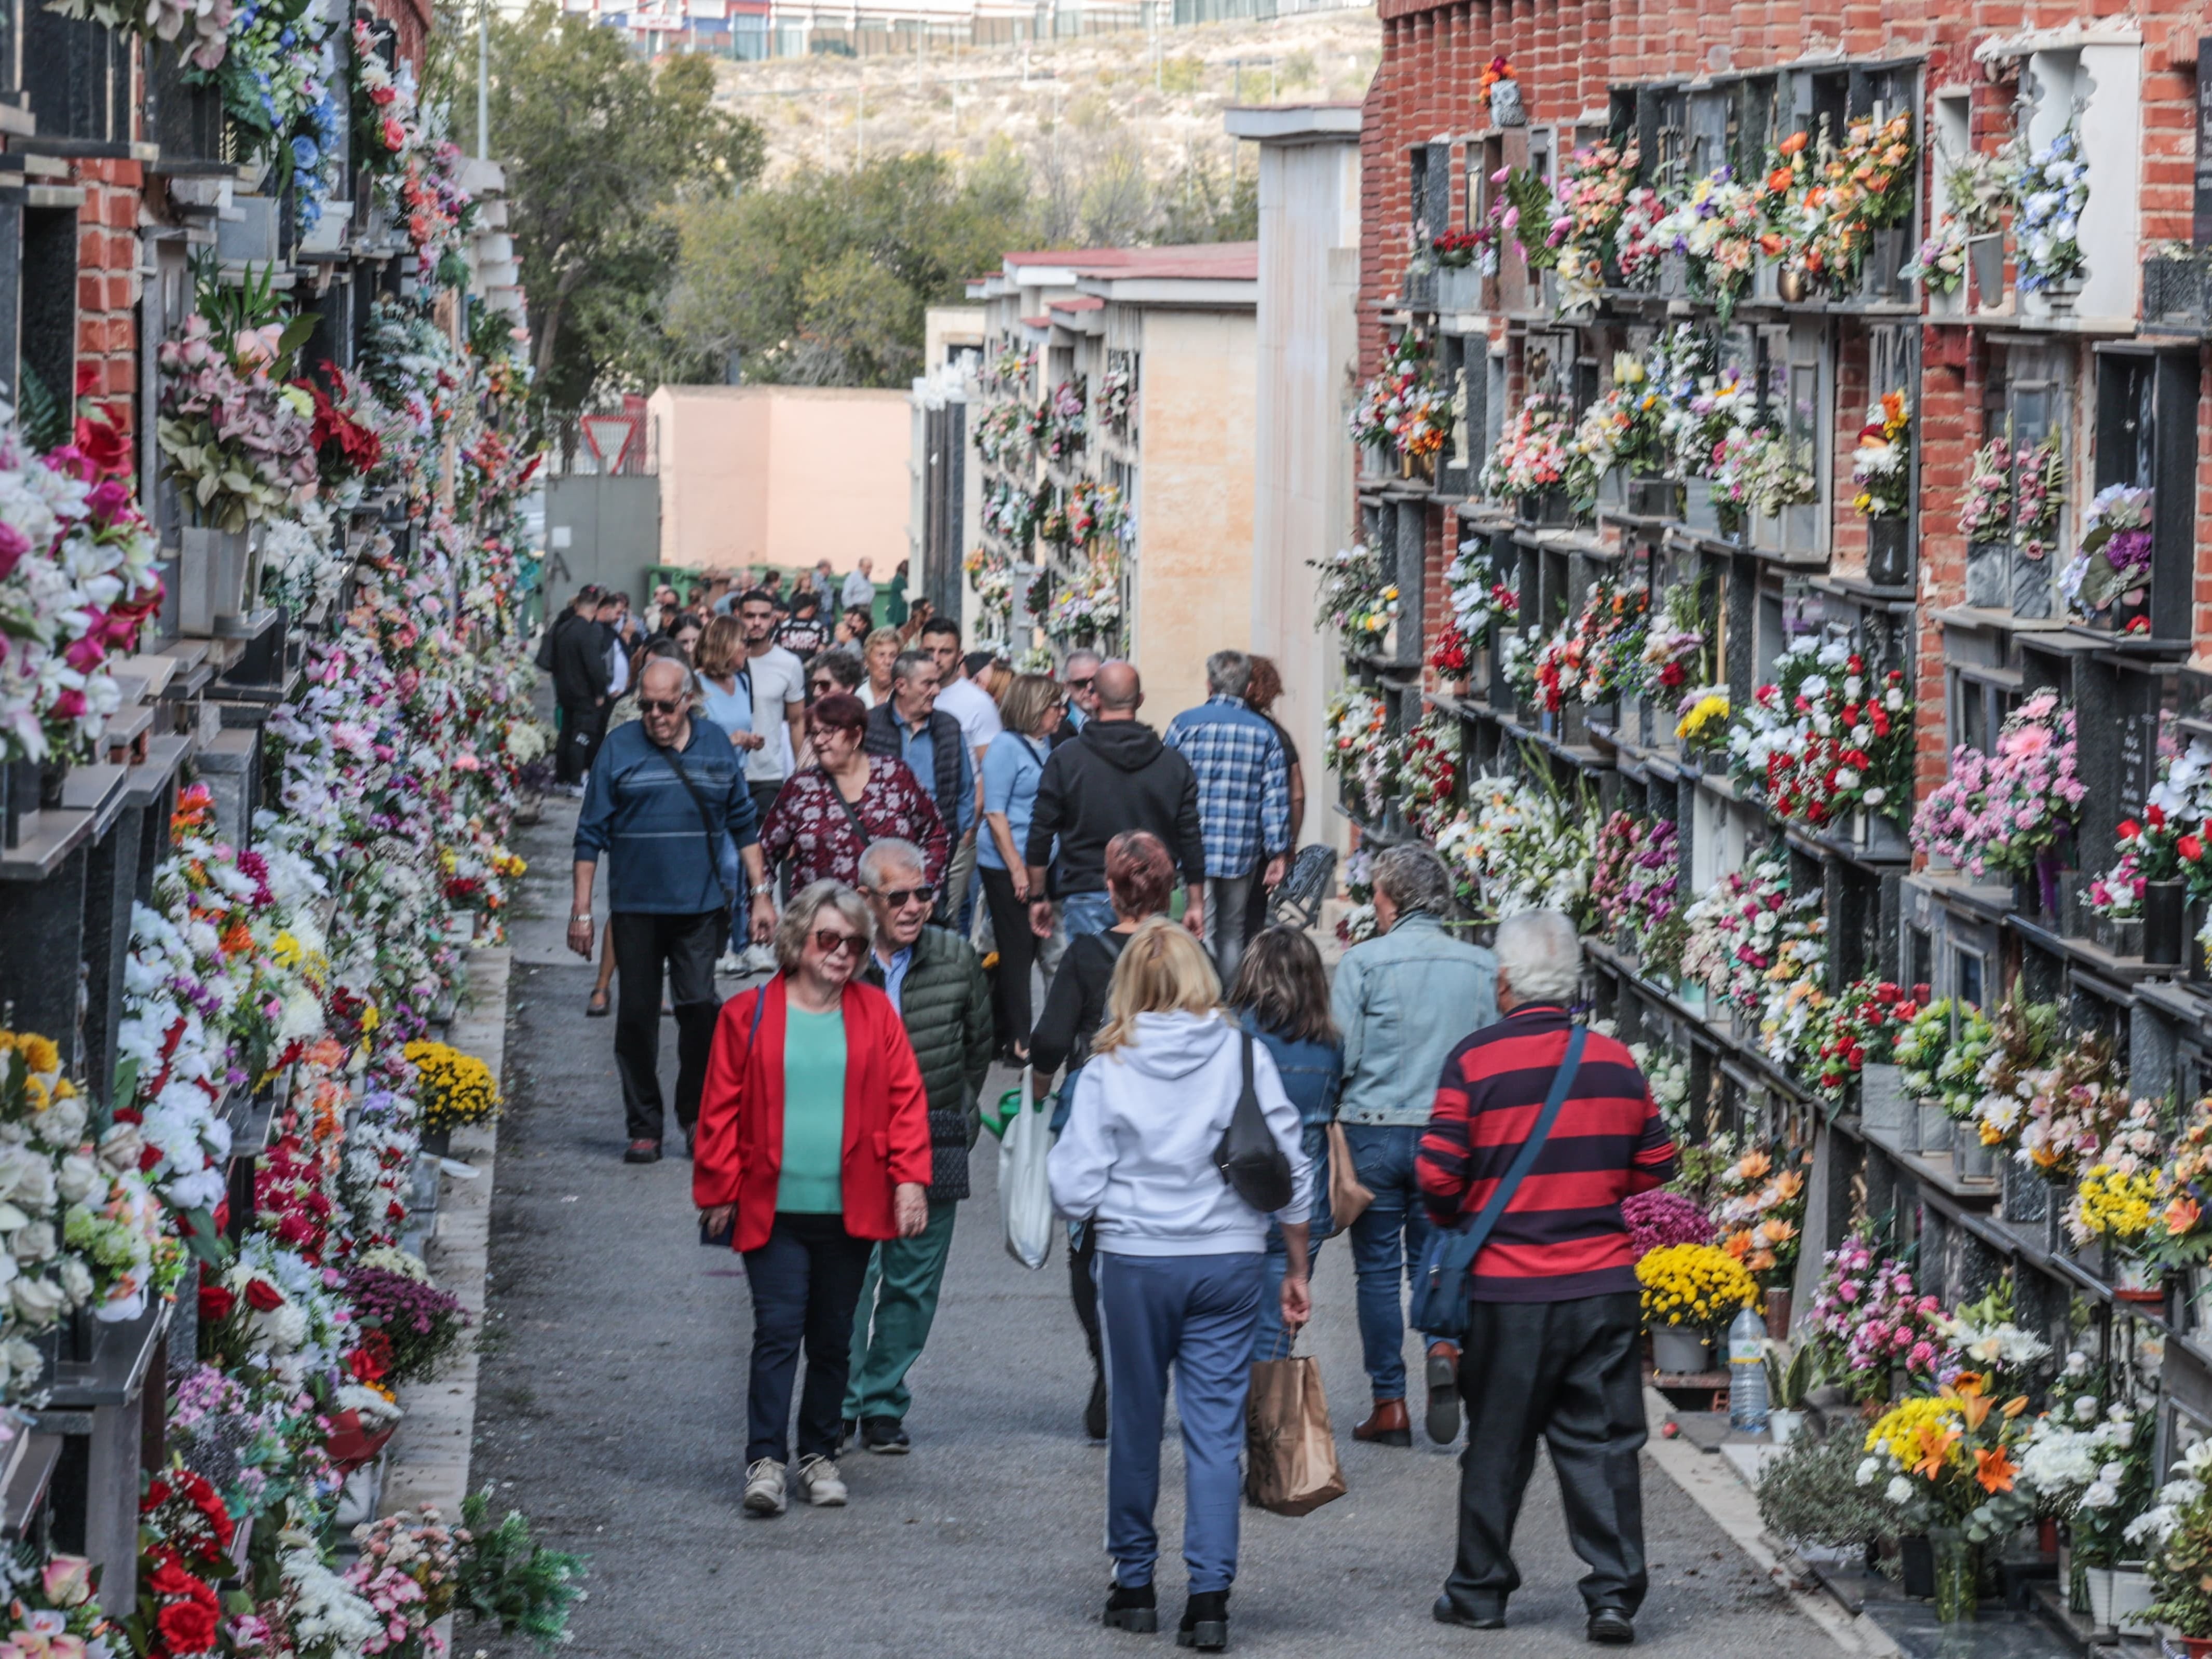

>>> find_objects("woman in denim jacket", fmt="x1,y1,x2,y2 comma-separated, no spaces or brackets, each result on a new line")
1227,926,1343,1361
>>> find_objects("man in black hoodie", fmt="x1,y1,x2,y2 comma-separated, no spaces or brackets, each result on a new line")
550,585,614,790
1024,660,1207,943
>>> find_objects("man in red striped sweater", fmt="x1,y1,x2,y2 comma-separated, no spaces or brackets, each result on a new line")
1415,909,1677,1648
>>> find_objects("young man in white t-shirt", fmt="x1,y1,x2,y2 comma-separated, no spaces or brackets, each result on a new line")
737,589,810,968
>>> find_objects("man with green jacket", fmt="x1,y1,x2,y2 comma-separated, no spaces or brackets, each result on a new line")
843,836,995,1456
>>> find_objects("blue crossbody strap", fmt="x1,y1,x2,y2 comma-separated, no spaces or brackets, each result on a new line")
1428,1024,1587,1290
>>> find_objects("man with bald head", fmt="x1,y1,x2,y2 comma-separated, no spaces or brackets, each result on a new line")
572,654,778,1163
1024,659,1209,942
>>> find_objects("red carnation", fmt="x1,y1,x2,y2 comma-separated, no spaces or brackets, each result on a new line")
146,1557,198,1597
243,1279,284,1313
2118,819,2141,841
2182,835,2205,863
2150,804,2168,828
143,1477,173,1512
197,1284,235,1323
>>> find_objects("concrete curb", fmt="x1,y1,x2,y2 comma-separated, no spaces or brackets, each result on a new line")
1643,1391,1901,1656
379,945,509,1529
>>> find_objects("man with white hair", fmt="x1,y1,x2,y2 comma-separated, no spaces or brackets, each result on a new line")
1416,908,1676,1648
841,837,994,1456
1331,843,1496,1450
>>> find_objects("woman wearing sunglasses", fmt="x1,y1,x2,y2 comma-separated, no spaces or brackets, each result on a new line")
694,880,932,1519
759,693,950,892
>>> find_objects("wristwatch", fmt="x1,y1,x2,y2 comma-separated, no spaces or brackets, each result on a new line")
571,913,593,923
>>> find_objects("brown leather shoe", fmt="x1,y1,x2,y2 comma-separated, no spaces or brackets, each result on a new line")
1426,1341,1462,1445
1353,1397,1412,1446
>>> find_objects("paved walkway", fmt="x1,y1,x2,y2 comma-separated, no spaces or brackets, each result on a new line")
468,798,1849,1658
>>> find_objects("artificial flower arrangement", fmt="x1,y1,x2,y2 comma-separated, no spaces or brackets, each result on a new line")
1710,420,1819,523
1065,479,1126,548
2017,1028,2128,1176
0,400,164,764
1929,1282,2052,1397
1534,575,1646,710
1654,168,1767,321
973,400,1026,467
1427,622,1472,685
1680,855,1795,1015
2011,434,2066,564
1799,112,1918,295
1613,185,1669,287
1903,146,2014,295
1548,141,1641,316
1635,1241,1759,1330
346,1258,468,1383
1959,435,2014,543
961,545,1015,624
1850,391,1911,519
1434,763,1598,928
1811,978,1925,1106
1591,813,1680,967
1040,379,1087,463
1802,1228,1957,1402
2061,483,2154,621
1910,690,2084,882
1430,225,1497,274
1444,536,1518,641
1323,688,1399,821
1728,635,1914,830
1480,395,1581,504
156,302,321,532
1045,569,1123,645
1956,991,2047,1147
1346,333,1448,466
2014,125,2090,293
1396,712,1462,840
1569,355,1668,493
1310,542,1399,642
2068,1158,2165,1253
1674,687,1731,754
1590,811,1640,934
1097,360,1135,433
1711,1141,1809,1283
1638,582,1708,704
1855,1374,2038,1581
1639,1042,1693,1136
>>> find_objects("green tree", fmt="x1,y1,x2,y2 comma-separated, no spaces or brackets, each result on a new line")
484,5,765,403
667,149,1034,389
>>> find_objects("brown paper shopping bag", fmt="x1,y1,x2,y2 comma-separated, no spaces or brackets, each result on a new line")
1325,1120,1373,1234
1244,1354,1348,1517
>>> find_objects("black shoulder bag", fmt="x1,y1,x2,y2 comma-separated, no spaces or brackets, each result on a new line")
1214,1032,1294,1214
652,741,736,908
816,765,878,859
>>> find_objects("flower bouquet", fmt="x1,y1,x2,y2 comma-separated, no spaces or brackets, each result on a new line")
2061,483,2153,620
1635,1242,1758,1355
2017,1029,2127,1176
1674,687,1730,755
1963,990,2055,1149
1655,168,1767,320
1802,1230,1956,1402
156,314,321,532
1395,713,1461,839
1811,978,1924,1105
2014,125,2089,294
1323,689,1397,820
1711,1142,1809,1285
1910,691,2084,888
405,1039,499,1136
1857,1376,2037,1617
1480,395,1579,505
1623,1189,1713,1257
1800,112,1918,294
2013,434,2065,563
1850,392,1911,519
1729,636,1913,830
1444,537,1517,639
1958,436,2013,543
1434,764,1597,927
1310,542,1399,643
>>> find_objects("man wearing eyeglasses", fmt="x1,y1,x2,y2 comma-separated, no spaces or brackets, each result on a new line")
842,836,994,1457
571,656,778,1164
1053,648,1103,751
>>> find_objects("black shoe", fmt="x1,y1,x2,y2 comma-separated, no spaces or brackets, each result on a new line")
1084,1371,1108,1441
1424,1342,1462,1445
860,1416,910,1454
1433,1595,1505,1630
622,1140,662,1164
1586,1608,1635,1645
1176,1590,1228,1651
1103,1582,1157,1634
836,1418,857,1452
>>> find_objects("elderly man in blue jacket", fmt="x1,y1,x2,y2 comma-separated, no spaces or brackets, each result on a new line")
571,654,778,1164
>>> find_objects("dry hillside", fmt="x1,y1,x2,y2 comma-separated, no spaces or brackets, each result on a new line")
714,8,1379,208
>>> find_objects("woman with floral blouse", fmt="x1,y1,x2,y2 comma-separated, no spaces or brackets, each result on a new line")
761,693,950,890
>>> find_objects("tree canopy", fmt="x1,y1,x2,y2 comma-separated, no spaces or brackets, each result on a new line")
484,4,765,404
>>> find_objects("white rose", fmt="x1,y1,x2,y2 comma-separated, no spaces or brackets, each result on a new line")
37,1093,87,1150
11,1275,66,1327
55,1258,91,1307
53,1154,100,1206
1885,1476,1914,1504
1864,787,1887,806
2075,1395,2100,1423
97,1123,143,1176
10,1223,56,1265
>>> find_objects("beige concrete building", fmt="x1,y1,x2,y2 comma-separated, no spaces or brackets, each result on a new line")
1225,102,1365,854
647,384,910,576
967,243,1259,723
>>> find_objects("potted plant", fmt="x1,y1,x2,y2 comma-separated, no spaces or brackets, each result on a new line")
2146,1444,2212,1652
1636,1242,1758,1374
1764,1339,1820,1445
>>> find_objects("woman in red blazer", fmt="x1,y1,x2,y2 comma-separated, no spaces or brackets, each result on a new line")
694,878,931,1520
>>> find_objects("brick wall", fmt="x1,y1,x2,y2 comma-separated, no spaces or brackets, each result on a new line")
70,158,143,441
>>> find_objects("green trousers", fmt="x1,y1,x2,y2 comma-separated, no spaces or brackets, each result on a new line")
844,1196,959,1422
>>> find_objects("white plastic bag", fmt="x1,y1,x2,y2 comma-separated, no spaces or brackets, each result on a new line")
999,1066,1054,1270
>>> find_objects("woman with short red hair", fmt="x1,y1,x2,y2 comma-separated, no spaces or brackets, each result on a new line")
759,693,949,890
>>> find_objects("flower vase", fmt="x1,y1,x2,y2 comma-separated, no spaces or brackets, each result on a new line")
1917,1101,1954,1154
1929,1527,1978,1622
1858,1063,1908,1141
2145,879,2187,966
1966,234,2005,311
1767,1408,1803,1446
2109,1566,2154,1631
1953,1137,1997,1182
36,756,65,811
1650,1325,1713,1374
1683,489,1722,536
1865,518,1911,588
2112,1253,2163,1303
1762,1288,1792,1339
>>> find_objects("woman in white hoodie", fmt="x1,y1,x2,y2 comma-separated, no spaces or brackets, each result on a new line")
1047,918,1313,1654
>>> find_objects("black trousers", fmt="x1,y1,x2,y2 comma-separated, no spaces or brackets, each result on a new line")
743,1213,874,1465
555,699,606,785
979,865,1037,1052
1445,1291,1648,1619
1070,1221,1102,1370
609,909,724,1142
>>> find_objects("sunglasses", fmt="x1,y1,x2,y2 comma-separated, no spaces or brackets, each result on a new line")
809,677,835,693
812,929,867,959
1069,677,1095,691
638,697,686,715
871,883,936,910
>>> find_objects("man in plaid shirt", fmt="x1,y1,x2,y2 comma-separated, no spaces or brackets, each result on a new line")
1164,650,1291,984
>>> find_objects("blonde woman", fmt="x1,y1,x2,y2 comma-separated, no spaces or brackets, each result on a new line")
977,671,1065,1060
1046,919,1312,1653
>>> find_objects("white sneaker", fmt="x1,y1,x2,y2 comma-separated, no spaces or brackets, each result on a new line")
794,1455,848,1507
715,951,743,975
741,1458,787,1517
742,943,778,975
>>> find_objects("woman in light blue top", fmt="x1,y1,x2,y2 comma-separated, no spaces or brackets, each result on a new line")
977,672,1063,1060
697,615,768,961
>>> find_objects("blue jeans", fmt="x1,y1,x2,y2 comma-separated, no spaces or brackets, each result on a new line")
1342,1122,1435,1400
1097,1250,1263,1595
1253,1125,1334,1363
1061,891,1117,940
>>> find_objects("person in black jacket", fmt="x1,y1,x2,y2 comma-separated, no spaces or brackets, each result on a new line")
550,585,613,790
1028,830,1185,1442
863,652,971,841
1022,661,1206,945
